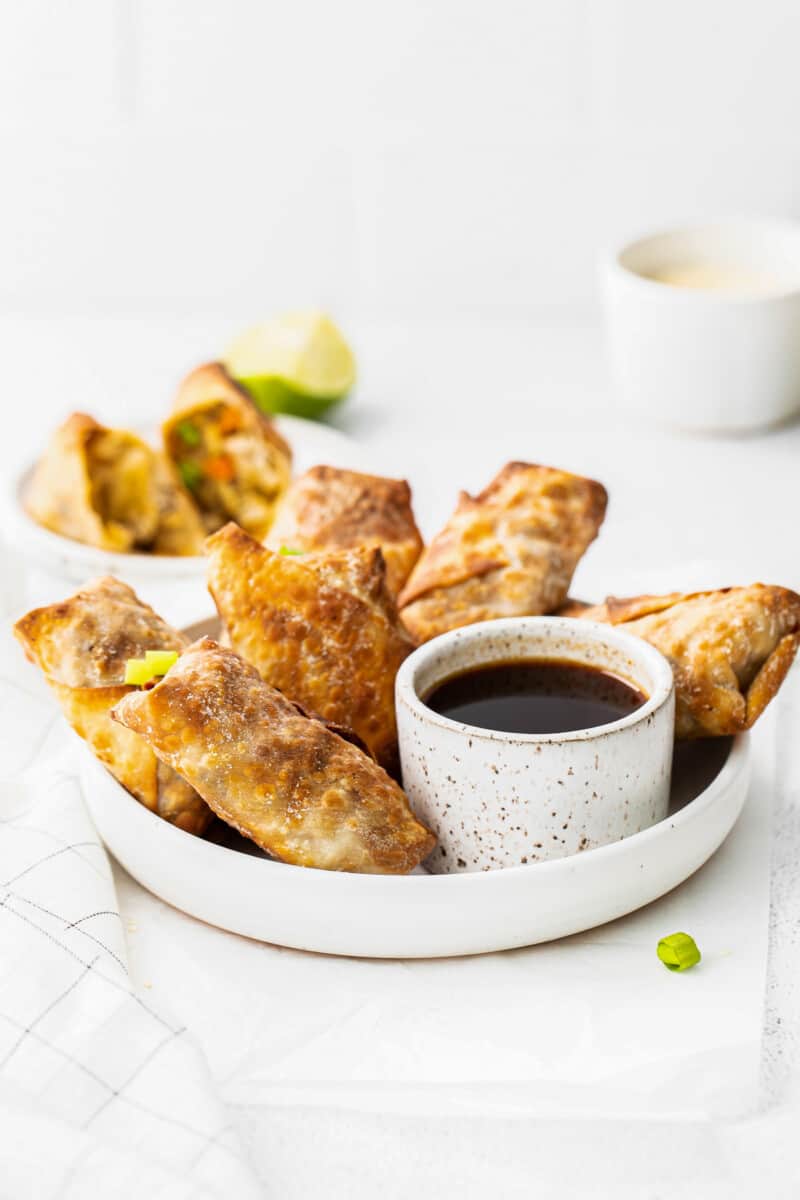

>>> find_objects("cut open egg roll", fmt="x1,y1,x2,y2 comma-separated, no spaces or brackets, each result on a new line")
398,461,608,643
111,638,435,874
266,465,424,597
207,522,413,773
163,362,292,540
13,577,211,834
25,412,204,554
568,584,800,738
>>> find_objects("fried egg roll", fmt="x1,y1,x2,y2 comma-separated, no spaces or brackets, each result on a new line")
111,638,435,874
26,413,204,555
266,465,423,597
206,522,412,773
398,461,607,643
13,578,211,834
163,362,291,539
571,584,800,737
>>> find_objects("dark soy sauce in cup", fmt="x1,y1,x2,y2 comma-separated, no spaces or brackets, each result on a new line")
424,659,647,736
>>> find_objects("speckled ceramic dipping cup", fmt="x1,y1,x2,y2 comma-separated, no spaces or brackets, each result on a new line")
396,617,675,874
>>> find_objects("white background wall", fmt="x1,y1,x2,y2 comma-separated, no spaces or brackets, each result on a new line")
1,1,799,321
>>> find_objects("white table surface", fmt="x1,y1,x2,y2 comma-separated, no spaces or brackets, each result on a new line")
2,314,799,1197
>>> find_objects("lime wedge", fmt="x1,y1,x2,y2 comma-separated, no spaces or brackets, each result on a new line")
224,312,355,420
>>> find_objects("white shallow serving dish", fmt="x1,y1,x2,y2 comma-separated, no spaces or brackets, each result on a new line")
81,731,751,959
4,415,367,626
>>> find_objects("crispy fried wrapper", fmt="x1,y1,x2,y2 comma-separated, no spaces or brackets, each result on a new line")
13,578,211,834
25,412,204,555
266,465,424,597
207,522,412,773
111,638,435,874
398,461,608,643
573,584,800,737
163,362,292,540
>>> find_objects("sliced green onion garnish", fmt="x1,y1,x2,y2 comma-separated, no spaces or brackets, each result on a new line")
176,419,201,447
124,658,152,686
178,460,202,490
279,546,303,555
144,650,180,673
125,651,179,686
657,932,701,972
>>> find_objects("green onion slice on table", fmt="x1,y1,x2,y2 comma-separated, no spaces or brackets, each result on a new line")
657,932,701,972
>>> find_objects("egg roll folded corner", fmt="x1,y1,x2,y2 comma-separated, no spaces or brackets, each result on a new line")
398,461,608,642
266,465,424,597
13,577,212,835
206,521,412,773
110,638,436,874
574,583,800,738
163,362,292,540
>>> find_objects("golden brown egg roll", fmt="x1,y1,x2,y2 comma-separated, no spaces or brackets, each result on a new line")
111,638,435,874
206,522,412,773
398,461,608,643
572,584,800,737
25,413,204,555
13,577,211,834
266,465,424,597
163,362,291,539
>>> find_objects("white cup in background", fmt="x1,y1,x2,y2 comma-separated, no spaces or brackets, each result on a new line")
604,220,800,432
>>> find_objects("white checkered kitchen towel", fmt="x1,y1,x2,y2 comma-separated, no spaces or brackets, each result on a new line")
0,552,261,1200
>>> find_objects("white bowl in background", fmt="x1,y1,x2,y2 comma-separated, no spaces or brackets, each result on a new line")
3,415,367,627
604,220,800,432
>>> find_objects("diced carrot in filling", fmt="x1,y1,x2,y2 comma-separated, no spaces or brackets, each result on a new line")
204,454,235,482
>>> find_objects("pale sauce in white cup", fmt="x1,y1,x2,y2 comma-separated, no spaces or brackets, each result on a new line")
604,219,800,430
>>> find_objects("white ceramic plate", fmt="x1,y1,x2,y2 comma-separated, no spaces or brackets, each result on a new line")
81,704,751,958
4,415,368,625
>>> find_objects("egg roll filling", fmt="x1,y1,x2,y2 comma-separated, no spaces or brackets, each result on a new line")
85,429,161,549
168,403,284,534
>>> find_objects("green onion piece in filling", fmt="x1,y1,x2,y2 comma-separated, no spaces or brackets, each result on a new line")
279,546,303,555
178,460,202,490
657,932,701,972
176,419,201,447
